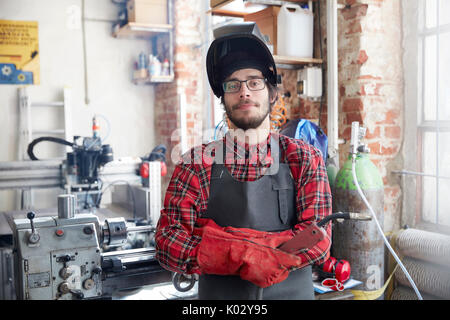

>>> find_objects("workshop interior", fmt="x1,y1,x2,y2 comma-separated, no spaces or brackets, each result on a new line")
1,0,450,301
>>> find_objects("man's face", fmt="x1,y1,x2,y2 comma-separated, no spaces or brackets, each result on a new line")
222,68,271,131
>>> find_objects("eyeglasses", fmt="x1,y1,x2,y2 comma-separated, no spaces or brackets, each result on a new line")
321,278,345,292
222,78,267,93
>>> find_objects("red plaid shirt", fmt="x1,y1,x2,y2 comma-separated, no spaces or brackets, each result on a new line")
155,132,332,275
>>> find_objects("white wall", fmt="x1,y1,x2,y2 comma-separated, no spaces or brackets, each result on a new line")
0,0,157,211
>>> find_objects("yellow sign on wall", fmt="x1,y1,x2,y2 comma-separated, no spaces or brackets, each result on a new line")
0,20,40,85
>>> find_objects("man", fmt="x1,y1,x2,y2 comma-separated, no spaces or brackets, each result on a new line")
155,22,332,300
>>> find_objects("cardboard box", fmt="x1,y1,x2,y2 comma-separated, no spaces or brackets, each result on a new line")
210,0,229,8
244,6,280,54
127,0,168,25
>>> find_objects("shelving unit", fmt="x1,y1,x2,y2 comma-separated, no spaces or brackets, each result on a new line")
209,0,321,68
273,55,322,66
112,22,173,39
132,74,174,84
112,0,174,84
209,0,316,17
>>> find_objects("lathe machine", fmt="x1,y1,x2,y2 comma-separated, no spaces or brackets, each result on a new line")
7,193,177,300
0,129,196,300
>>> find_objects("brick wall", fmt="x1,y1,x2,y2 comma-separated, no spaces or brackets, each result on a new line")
154,0,205,192
338,0,404,231
279,0,404,232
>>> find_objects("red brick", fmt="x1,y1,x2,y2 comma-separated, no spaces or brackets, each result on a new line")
342,98,364,112
368,142,382,155
358,75,382,80
365,126,381,139
385,126,401,139
345,112,365,125
385,186,401,198
357,50,368,65
368,142,399,156
341,4,368,20
341,126,352,140
360,85,366,96
378,110,400,125
345,20,362,35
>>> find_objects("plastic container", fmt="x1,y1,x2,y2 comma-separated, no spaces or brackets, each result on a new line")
162,59,170,76
149,55,161,76
138,51,147,70
277,4,314,58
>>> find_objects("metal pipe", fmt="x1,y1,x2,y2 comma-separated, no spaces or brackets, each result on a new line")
58,194,76,219
0,158,141,190
327,0,339,166
126,225,155,233
391,170,450,180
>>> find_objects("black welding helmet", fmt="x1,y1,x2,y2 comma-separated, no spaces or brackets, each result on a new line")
206,22,278,98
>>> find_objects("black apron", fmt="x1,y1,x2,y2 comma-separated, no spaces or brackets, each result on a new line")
198,137,314,300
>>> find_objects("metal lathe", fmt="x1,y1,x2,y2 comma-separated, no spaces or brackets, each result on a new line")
0,133,197,300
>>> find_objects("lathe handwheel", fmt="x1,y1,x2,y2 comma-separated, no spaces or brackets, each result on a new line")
172,272,196,292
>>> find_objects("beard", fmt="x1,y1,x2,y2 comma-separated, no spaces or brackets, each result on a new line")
224,97,271,131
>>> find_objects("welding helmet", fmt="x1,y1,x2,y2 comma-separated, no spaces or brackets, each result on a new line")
318,256,351,284
206,22,278,98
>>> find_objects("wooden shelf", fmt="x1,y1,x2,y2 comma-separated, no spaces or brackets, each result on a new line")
274,55,322,65
209,0,314,17
112,22,173,39
132,75,174,84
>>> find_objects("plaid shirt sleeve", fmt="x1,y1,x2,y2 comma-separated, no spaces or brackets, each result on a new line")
283,136,332,266
154,158,204,274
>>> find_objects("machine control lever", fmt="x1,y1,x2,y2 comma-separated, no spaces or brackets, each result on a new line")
70,289,84,300
26,212,40,244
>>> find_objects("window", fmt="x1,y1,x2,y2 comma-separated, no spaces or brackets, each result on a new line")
402,0,450,228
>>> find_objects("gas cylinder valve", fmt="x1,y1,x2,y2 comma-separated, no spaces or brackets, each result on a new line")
350,122,369,156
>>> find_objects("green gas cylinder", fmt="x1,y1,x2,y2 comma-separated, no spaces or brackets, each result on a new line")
326,162,339,191
332,153,385,294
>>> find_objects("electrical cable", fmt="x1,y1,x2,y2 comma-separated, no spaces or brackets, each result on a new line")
27,136,74,160
350,154,423,300
317,212,350,227
214,120,224,140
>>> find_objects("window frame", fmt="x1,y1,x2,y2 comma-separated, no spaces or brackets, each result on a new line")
402,0,450,232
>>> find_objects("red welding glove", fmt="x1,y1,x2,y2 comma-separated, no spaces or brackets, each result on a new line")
194,218,295,247
196,224,307,288
223,225,295,248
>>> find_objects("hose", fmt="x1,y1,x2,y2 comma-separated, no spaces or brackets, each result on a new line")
317,212,350,227
27,136,74,160
350,154,423,300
